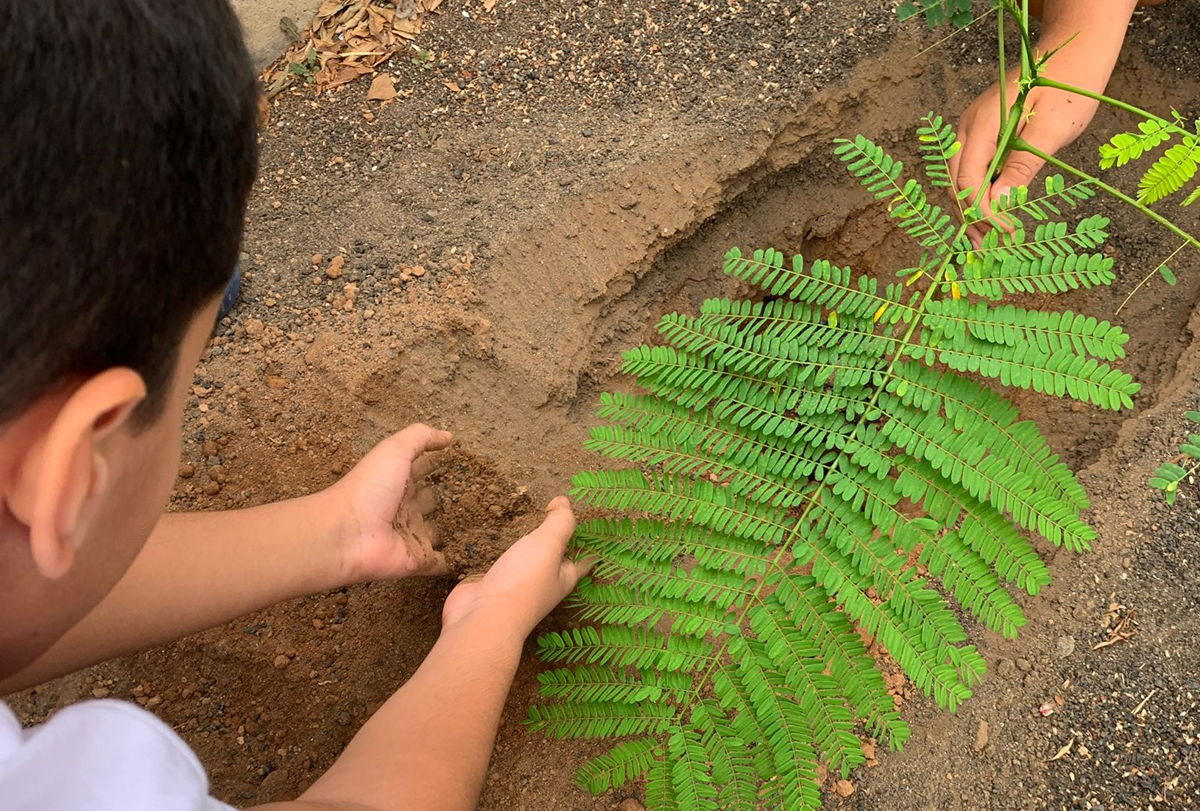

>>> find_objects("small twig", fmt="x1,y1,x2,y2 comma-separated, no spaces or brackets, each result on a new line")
1092,631,1136,650
1131,688,1157,716
1116,240,1189,316
1046,737,1075,762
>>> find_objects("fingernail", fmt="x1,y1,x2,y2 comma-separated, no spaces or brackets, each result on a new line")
547,495,570,511
993,186,1011,203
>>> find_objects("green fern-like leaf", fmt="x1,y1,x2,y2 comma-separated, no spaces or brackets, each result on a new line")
1150,410,1200,505
835,135,960,256
575,736,662,794
1100,119,1173,169
529,119,1133,810
896,0,975,28
1137,134,1200,205
918,113,962,191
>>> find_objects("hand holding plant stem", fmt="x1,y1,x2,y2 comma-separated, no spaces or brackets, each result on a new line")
951,0,1142,245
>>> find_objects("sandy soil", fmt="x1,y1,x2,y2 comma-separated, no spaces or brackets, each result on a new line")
231,0,319,68
9,2,1200,810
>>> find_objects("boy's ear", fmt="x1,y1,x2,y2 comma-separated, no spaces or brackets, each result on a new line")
6,369,147,580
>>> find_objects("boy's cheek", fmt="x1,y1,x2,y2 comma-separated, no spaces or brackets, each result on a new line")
75,297,217,599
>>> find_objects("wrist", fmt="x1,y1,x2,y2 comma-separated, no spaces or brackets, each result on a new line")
440,602,530,652
290,488,361,590
1037,3,1135,88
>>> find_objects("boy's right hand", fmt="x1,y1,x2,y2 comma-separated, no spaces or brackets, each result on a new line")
441,496,594,640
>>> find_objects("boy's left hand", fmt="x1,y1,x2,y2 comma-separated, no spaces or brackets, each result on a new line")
324,423,454,583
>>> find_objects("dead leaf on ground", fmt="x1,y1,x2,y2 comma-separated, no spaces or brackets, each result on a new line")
367,73,398,101
265,0,444,93
484,0,498,11
1046,737,1075,762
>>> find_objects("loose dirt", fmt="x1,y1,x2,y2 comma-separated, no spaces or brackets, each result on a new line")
9,2,1200,810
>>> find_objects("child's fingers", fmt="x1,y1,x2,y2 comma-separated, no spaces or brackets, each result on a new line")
988,153,1046,213
533,496,577,555
403,534,449,576
950,131,996,217
423,550,450,576
410,454,442,481
386,424,454,468
561,555,597,585
411,486,437,516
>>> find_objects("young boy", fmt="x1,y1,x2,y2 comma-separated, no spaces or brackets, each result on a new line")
0,2,591,809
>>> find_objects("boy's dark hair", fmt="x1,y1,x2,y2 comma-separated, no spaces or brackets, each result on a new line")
0,0,259,425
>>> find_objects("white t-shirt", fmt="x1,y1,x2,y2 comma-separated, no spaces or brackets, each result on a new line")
0,699,235,810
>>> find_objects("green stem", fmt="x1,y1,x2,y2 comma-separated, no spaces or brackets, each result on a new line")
997,3,1008,137
1033,77,1193,136
1013,138,1200,252
1002,0,1035,79
682,135,1019,716
990,0,1035,182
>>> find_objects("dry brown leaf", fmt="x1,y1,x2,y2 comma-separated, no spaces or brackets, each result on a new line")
324,64,373,89
316,0,345,20
394,18,421,36
1046,738,1075,762
367,73,398,101
444,81,462,92
367,9,385,36
271,0,435,92
484,0,498,11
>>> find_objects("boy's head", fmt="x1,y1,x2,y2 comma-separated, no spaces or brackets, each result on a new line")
0,0,259,679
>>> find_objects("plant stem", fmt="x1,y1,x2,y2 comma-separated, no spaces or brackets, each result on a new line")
1033,77,1194,136
683,133,1018,716
997,3,1008,137
1013,138,1200,252
1116,240,1189,316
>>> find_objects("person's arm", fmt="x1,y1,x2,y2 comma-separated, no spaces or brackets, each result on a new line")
949,0,1161,243
253,497,592,811
0,424,453,695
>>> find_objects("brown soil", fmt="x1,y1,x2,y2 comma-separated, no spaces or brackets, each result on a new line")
9,2,1200,810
